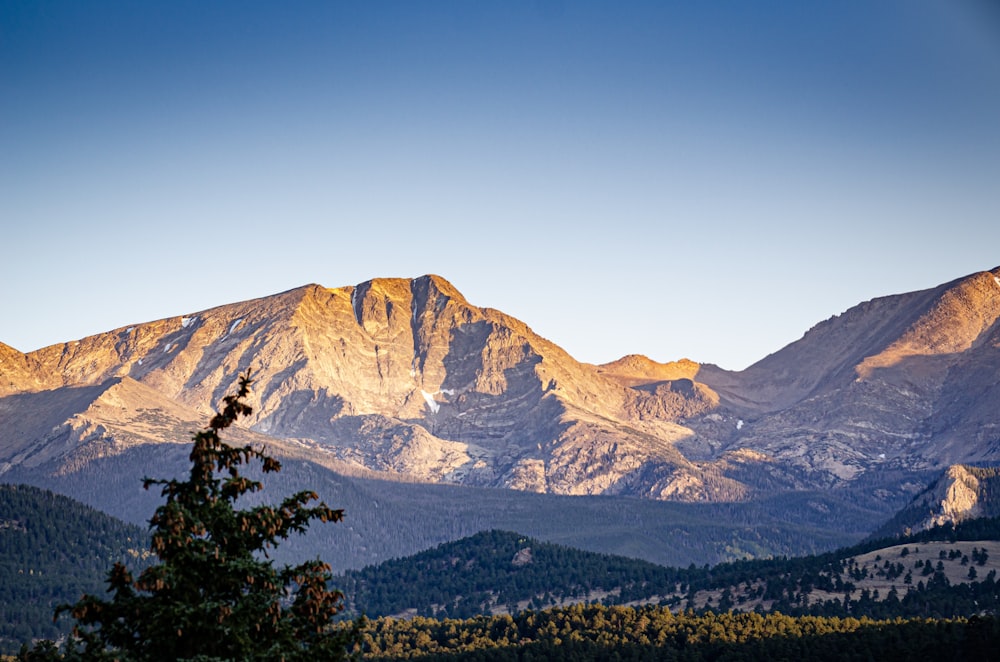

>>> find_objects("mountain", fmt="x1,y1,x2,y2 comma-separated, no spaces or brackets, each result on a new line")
1,268,999,568
0,276,720,500
691,268,1000,481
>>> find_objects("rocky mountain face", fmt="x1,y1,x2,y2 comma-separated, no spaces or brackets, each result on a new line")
871,464,1000,538
1,268,999,565
690,268,1000,488
0,275,724,501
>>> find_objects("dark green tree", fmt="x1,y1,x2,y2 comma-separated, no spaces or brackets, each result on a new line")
29,370,358,661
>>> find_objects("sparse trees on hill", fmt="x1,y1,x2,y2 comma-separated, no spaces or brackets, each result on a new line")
23,370,358,661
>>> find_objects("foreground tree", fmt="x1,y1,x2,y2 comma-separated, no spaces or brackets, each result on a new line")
26,370,358,661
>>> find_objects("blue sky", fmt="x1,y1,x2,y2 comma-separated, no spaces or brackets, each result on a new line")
2,1,999,370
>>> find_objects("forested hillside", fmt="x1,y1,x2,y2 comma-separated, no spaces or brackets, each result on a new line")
341,519,1000,621
341,530,678,618
0,485,150,652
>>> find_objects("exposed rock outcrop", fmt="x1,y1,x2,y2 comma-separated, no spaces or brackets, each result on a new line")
872,464,1000,537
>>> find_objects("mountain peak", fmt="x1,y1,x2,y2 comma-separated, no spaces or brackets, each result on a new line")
597,355,700,387
0,341,38,396
414,274,464,299
856,268,1000,379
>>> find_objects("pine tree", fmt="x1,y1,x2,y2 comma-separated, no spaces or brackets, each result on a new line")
28,370,358,661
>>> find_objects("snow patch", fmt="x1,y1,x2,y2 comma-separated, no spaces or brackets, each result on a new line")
222,318,243,339
181,316,196,328
137,359,143,365
125,327,135,333
441,389,455,396
163,343,173,353
994,276,1000,289
878,453,886,459
736,419,744,430
421,390,440,414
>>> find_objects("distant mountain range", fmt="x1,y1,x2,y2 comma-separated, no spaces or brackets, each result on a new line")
2,267,999,569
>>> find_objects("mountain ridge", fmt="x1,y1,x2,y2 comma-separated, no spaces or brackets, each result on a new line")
1,274,727,501
2,267,1000,569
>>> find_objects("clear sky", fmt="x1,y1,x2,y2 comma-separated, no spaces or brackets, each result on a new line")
2,1,999,370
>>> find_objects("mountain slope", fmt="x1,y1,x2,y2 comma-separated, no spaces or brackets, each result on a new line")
691,267,1000,483
699,269,1000,413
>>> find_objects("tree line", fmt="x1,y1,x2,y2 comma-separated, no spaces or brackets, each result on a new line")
353,603,1000,660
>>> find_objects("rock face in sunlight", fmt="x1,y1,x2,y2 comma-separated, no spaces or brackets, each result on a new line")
0,275,719,502
871,464,1000,538
2,267,1000,564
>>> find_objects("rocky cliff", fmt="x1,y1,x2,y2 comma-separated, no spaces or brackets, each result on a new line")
870,464,1000,537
